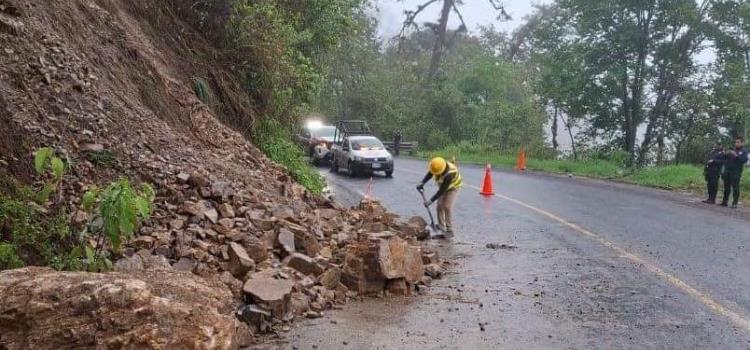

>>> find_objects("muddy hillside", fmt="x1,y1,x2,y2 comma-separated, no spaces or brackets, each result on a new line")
0,1,446,348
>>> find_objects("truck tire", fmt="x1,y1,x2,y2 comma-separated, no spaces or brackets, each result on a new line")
348,162,357,178
329,156,338,173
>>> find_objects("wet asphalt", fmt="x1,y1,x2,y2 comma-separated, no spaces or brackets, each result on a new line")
282,158,750,349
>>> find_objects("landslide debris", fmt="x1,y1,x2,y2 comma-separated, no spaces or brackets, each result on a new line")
0,0,449,347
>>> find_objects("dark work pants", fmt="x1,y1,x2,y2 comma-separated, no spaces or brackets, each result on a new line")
706,174,720,202
722,171,742,205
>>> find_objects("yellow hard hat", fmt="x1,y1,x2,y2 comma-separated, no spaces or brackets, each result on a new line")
429,157,447,175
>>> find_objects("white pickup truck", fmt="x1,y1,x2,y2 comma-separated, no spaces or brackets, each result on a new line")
329,121,394,178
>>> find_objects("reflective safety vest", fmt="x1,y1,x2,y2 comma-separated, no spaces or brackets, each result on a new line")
435,162,462,190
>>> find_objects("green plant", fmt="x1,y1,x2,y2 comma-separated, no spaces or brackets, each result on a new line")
33,147,69,204
252,119,325,194
0,192,76,270
85,150,116,168
193,76,213,105
82,178,154,271
0,243,24,270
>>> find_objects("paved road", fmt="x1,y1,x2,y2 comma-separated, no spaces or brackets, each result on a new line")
285,158,750,349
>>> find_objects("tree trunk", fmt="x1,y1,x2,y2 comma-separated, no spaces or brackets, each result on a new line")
551,105,559,151
560,113,577,160
427,0,453,81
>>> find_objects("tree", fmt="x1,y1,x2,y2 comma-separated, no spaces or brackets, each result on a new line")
708,0,750,138
529,0,714,165
398,0,509,81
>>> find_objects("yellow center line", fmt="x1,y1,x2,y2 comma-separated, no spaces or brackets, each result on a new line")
398,167,750,331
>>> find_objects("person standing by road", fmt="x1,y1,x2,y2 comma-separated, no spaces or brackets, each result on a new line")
721,136,748,208
416,157,462,236
703,142,725,204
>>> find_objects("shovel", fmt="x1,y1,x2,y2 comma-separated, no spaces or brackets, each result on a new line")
418,188,442,236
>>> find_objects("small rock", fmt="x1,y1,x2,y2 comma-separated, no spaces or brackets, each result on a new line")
79,143,104,153
424,264,444,279
204,209,219,224
319,247,333,259
243,237,269,263
283,253,323,276
318,267,341,290
169,218,186,230
176,172,191,183
130,236,154,250
228,242,255,278
237,304,271,330
173,257,196,272
72,210,88,225
277,229,295,257
485,243,517,250
218,203,235,218
305,311,322,319
188,173,210,188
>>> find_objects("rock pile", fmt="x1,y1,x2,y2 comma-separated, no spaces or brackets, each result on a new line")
0,0,447,345
120,172,437,332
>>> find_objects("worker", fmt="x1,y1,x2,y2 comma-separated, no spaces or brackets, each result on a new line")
702,141,724,204
721,136,748,208
416,157,462,236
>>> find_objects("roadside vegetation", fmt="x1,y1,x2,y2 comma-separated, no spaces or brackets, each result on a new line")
253,120,325,194
0,148,153,271
423,144,750,200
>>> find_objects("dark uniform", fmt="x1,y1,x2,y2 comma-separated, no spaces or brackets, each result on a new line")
703,148,724,203
721,146,748,207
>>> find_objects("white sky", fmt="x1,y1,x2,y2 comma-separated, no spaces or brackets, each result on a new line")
375,0,553,39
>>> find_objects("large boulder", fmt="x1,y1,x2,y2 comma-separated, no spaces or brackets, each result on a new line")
242,273,294,318
0,267,249,350
341,233,424,294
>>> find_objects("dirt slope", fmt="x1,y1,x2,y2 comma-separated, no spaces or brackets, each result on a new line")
0,1,438,347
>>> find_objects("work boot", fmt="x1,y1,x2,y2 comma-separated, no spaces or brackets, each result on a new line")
720,202,729,207
702,199,715,204
444,228,454,238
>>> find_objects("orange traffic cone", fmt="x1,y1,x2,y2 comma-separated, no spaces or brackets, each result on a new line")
516,147,527,171
480,164,495,196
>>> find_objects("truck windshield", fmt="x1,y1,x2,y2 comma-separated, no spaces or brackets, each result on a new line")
352,138,384,150
311,126,336,139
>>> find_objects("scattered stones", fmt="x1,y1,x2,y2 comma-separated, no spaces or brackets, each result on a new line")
486,243,517,250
